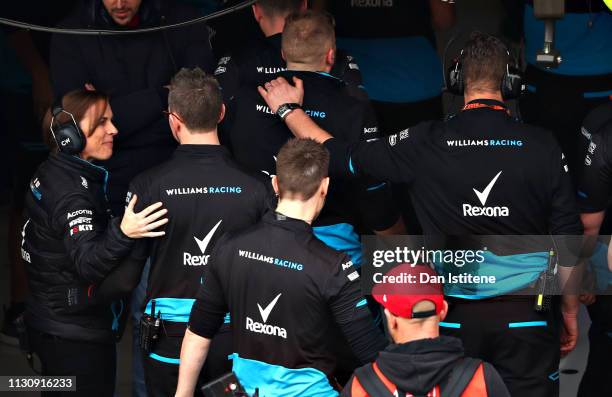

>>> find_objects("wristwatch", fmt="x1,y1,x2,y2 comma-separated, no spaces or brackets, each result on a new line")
276,103,302,120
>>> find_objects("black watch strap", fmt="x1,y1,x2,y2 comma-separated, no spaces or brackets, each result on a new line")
277,103,302,120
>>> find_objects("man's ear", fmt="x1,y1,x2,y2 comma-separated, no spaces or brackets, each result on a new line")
384,308,397,330
320,177,330,197
439,300,449,322
218,103,226,124
325,47,336,67
168,113,178,132
168,115,180,143
271,175,280,196
252,4,263,22
281,49,286,62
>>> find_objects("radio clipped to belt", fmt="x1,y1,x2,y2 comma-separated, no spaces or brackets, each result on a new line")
139,299,161,353
534,249,557,312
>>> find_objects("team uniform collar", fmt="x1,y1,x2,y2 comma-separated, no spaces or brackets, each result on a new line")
280,70,344,87
462,99,509,114
263,210,313,234
173,144,230,158
52,152,108,183
266,33,282,51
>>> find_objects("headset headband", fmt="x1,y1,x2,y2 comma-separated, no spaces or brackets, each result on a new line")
49,97,86,155
49,98,79,136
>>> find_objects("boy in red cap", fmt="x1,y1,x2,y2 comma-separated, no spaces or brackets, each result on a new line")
342,264,510,397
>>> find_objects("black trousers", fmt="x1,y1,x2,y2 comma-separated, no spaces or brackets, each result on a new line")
27,327,116,397
143,323,233,397
441,299,560,397
578,295,612,396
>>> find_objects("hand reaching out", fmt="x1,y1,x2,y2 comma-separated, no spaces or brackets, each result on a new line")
120,194,168,238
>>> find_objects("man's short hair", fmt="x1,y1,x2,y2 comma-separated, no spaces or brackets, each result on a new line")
282,10,335,65
168,67,222,131
462,31,509,93
276,138,329,200
257,0,303,16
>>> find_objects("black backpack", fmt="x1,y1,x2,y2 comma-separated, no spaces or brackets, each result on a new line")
354,357,482,397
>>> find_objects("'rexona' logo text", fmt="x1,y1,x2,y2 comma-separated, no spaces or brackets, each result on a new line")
245,293,287,339
183,220,222,266
462,171,509,217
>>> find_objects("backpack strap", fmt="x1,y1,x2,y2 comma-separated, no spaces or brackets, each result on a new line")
440,358,483,397
354,364,396,397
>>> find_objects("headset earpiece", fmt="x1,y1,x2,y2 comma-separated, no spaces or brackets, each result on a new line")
50,98,86,155
501,59,523,100
447,50,464,96
446,47,523,99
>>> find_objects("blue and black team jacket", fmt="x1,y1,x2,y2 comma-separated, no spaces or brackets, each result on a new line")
23,153,134,343
128,145,269,363
577,102,612,292
325,99,583,298
190,211,387,397
224,70,400,267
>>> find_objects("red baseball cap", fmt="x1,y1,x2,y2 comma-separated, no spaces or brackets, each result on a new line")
372,264,444,319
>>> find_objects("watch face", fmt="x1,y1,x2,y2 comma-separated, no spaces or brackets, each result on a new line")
277,103,301,120
277,104,292,120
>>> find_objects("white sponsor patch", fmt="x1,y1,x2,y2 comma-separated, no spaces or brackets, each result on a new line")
69,217,92,227
463,171,510,217
581,127,592,140
70,224,93,236
184,220,223,266
348,271,360,281
245,293,287,339
67,209,93,219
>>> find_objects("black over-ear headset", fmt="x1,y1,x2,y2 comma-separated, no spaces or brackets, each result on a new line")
50,99,86,155
447,47,523,100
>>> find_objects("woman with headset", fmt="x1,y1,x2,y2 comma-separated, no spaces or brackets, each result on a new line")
20,89,168,396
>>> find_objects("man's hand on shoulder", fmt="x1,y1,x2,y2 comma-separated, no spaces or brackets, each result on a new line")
258,77,304,113
258,76,333,143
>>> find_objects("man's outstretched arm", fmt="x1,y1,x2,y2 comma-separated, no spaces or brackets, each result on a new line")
258,76,422,186
258,77,332,143
176,245,228,395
